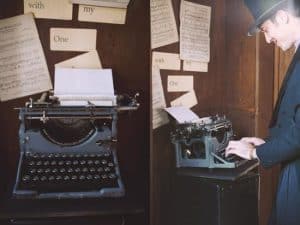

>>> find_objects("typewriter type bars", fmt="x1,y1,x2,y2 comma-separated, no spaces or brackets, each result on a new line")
171,116,247,169
13,100,136,199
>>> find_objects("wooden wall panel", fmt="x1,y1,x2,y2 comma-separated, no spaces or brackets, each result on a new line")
0,0,150,219
150,1,227,225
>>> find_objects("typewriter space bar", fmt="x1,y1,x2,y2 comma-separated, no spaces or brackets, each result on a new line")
24,181,118,193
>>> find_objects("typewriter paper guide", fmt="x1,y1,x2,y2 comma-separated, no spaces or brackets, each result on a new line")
165,106,211,124
54,68,116,106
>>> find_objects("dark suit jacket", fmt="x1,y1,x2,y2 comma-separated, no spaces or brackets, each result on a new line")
256,47,300,225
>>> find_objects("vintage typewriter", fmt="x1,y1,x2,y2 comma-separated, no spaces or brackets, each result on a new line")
13,68,139,199
171,115,254,169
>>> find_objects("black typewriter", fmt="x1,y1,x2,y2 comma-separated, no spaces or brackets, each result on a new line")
171,115,258,169
13,93,139,199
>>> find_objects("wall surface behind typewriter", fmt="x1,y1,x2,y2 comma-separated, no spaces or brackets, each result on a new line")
0,0,150,221
150,0,228,225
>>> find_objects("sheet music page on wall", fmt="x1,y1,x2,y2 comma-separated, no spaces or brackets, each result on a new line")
150,0,178,49
152,66,169,129
180,0,211,62
0,13,52,102
70,0,130,8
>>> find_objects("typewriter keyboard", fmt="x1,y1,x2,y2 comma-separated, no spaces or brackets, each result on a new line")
216,149,248,167
19,151,119,193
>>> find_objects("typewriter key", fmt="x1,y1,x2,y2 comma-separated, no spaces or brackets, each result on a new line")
80,160,86,165
66,160,72,166
60,168,66,173
56,175,62,181
79,175,85,180
89,167,96,173
33,176,39,181
29,168,36,174
97,167,103,173
73,160,79,165
108,173,116,179
64,175,70,181
67,168,73,173
29,161,35,166
94,160,100,165
58,161,64,166
86,175,93,180
82,167,88,173
101,174,108,179
37,168,43,174
52,168,58,173
87,160,93,165
108,162,114,167
104,167,110,172
75,168,81,173
45,168,51,173
43,161,50,166
101,159,108,165
51,161,57,166
41,176,47,181
36,161,42,166
94,175,100,180
22,175,30,182
49,176,55,181
71,175,78,180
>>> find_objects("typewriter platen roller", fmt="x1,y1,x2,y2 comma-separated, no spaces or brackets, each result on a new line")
13,92,139,199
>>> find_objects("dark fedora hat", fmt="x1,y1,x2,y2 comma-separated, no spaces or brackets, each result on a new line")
244,0,289,36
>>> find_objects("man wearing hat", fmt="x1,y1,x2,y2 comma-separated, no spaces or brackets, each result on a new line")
225,0,300,225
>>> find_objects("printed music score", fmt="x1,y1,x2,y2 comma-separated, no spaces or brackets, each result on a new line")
0,13,52,101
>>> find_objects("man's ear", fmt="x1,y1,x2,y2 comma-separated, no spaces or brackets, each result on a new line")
274,10,289,25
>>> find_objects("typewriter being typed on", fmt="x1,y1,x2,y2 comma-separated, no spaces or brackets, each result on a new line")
171,114,254,169
13,68,139,199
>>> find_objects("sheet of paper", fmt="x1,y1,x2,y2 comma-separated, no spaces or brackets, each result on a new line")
0,14,52,101
167,75,193,92
55,50,102,69
152,52,181,70
180,1,211,62
78,5,127,24
70,0,130,8
183,60,208,72
54,68,114,96
152,66,169,129
170,90,198,108
50,28,97,52
165,106,199,123
24,0,73,20
150,0,178,49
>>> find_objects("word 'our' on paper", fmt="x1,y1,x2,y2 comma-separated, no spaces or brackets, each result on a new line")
0,13,52,101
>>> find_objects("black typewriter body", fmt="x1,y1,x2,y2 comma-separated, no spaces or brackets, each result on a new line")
13,96,139,199
171,115,257,169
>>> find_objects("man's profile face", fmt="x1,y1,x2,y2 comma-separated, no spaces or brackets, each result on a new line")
259,11,295,51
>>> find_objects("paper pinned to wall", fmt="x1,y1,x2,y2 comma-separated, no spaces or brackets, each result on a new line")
152,52,181,70
50,28,97,52
167,75,193,92
152,66,169,129
180,0,211,62
55,50,102,69
150,0,178,49
0,14,52,102
24,0,73,20
183,60,208,72
70,0,130,8
170,90,198,108
78,5,127,24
